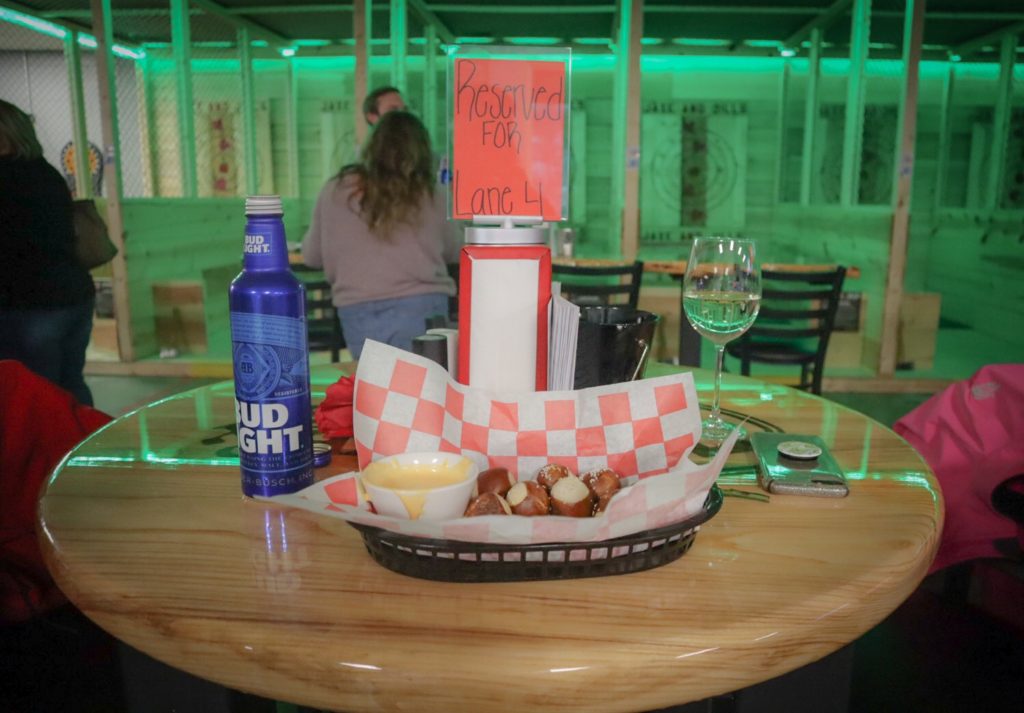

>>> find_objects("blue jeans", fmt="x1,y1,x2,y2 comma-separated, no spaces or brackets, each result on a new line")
0,298,95,406
338,292,449,360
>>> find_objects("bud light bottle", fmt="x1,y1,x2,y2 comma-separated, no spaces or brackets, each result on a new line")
229,195,314,497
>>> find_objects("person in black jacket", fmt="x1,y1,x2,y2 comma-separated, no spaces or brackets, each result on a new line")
0,100,95,406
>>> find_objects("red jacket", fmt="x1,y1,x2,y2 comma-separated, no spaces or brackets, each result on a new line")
0,360,112,624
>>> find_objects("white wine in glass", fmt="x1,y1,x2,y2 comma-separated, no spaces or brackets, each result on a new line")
683,237,761,444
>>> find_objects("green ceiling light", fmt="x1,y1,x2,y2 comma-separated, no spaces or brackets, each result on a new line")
640,37,664,46
504,37,562,45
454,36,495,44
573,37,610,46
294,39,331,47
280,47,297,57
0,7,144,60
252,40,269,48
744,39,779,48
779,47,796,58
949,53,961,62
671,38,731,47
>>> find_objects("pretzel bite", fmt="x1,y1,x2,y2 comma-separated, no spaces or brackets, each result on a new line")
506,481,550,516
464,492,511,517
581,468,621,502
536,463,572,491
549,475,594,517
476,466,514,497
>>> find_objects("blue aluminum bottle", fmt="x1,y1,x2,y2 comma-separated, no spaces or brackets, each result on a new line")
229,196,314,497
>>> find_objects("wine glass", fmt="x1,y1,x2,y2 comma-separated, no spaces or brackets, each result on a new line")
683,237,761,445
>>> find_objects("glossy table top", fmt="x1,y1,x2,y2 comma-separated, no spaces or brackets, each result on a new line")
39,365,941,712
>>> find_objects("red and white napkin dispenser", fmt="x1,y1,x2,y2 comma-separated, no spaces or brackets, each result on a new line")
457,216,551,392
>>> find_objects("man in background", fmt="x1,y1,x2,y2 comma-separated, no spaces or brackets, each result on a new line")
363,86,405,127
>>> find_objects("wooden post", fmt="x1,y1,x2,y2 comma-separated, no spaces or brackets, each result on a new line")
424,23,438,141
800,27,821,205
284,60,300,198
63,30,91,200
390,0,408,94
775,58,790,203
138,55,159,196
90,0,133,361
879,0,925,376
986,34,1017,211
354,0,369,146
932,62,954,214
840,0,870,206
613,0,643,260
170,0,196,197
238,27,258,196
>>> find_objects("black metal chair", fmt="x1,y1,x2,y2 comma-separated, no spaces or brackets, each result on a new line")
726,266,846,395
552,260,644,309
294,267,345,363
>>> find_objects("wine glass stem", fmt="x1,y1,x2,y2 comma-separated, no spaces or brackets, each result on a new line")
712,344,725,422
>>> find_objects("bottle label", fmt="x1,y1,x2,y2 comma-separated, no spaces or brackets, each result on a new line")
231,311,314,497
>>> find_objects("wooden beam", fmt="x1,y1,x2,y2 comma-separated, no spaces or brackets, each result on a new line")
137,56,159,196
613,0,643,261
190,0,287,47
423,23,438,139
783,0,852,49
932,63,953,213
238,27,258,196
354,0,369,145
799,27,821,205
408,0,455,45
879,0,925,377
89,0,133,362
169,0,197,197
953,19,1024,58
840,0,869,207
986,34,1017,210
63,30,91,200
390,0,407,93
284,60,300,197
774,58,790,203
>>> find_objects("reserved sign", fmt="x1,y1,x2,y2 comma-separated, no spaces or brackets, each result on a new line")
451,57,566,220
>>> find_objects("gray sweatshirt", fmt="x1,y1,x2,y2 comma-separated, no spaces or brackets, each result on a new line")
301,174,462,307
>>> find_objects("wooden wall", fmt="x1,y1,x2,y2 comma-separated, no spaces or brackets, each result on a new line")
120,198,304,359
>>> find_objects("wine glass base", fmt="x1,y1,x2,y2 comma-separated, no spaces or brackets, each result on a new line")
700,417,747,446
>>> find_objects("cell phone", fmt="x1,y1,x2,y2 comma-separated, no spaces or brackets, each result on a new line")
749,433,849,498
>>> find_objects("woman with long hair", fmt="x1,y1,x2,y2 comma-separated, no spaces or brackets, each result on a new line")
0,100,96,405
302,110,459,359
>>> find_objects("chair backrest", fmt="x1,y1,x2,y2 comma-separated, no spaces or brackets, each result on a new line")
295,268,345,363
734,265,846,393
552,260,644,309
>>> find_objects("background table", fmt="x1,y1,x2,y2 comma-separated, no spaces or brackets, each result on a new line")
38,366,940,713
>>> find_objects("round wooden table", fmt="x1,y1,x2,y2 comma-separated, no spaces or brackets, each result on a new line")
38,366,941,713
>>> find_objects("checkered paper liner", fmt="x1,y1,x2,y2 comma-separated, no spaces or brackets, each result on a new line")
269,340,738,545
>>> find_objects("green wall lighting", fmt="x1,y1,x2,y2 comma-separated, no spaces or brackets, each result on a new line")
780,48,796,58
454,36,495,44
280,47,297,57
640,38,664,46
744,39,780,48
294,39,331,47
949,53,961,62
504,37,562,45
573,37,610,46
671,38,731,47
0,7,144,60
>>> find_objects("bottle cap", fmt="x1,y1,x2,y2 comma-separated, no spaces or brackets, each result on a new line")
245,195,284,215
412,334,448,369
312,441,332,467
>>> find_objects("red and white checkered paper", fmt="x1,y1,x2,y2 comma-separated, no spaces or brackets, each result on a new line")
269,340,738,544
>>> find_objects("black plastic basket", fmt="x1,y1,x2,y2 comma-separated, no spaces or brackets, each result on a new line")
350,486,723,583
